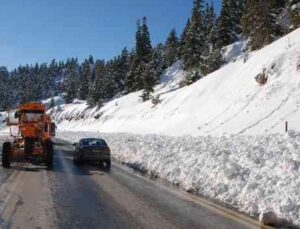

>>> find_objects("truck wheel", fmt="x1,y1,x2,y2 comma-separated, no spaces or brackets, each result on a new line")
44,140,54,169
24,138,34,154
2,142,11,168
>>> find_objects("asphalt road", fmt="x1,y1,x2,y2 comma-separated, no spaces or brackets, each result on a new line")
0,137,272,229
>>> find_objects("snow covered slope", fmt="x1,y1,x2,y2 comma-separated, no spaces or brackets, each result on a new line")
0,112,7,130
42,95,65,109
50,28,300,136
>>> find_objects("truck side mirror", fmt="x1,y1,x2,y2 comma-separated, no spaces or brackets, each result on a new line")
14,110,20,119
50,123,56,136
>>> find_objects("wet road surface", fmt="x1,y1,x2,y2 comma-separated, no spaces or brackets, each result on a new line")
0,137,271,229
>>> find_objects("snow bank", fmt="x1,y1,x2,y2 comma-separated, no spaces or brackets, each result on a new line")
50,28,300,137
58,131,300,226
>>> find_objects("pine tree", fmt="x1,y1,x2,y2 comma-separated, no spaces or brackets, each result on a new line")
139,17,157,99
124,52,139,94
0,67,10,110
204,4,223,74
125,17,153,95
88,60,106,106
217,0,244,48
152,43,167,78
64,58,79,103
49,97,56,108
139,17,152,62
141,45,166,101
179,19,191,59
242,0,282,50
165,29,179,67
135,19,143,60
140,62,152,101
78,60,90,100
182,0,207,71
288,0,300,29
203,3,216,40
115,47,129,92
88,55,94,65
205,48,223,74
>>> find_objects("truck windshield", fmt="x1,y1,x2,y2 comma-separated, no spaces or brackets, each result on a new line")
21,110,44,122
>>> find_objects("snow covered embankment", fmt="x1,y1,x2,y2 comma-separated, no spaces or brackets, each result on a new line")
0,112,8,133
51,28,300,136
58,131,300,226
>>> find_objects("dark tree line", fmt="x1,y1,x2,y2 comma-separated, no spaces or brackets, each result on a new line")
0,0,299,110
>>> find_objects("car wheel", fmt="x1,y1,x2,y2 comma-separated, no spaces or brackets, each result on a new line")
106,160,111,170
74,157,81,165
73,157,78,164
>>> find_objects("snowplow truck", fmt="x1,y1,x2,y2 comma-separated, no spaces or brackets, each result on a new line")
2,103,56,168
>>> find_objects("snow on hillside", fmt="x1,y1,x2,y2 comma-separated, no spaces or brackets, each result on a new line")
50,28,300,136
58,131,300,226
42,95,65,109
0,112,7,131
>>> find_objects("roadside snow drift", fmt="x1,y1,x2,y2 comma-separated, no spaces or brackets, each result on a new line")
58,131,300,226
50,28,300,136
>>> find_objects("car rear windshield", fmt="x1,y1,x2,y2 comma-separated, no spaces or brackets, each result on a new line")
81,139,107,147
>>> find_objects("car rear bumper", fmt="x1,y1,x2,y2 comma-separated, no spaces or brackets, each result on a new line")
80,154,111,161
11,156,47,163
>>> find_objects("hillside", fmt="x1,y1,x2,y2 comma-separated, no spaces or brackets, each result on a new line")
50,28,300,136
0,112,6,130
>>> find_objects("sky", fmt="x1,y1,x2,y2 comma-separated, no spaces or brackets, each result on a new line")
0,0,221,70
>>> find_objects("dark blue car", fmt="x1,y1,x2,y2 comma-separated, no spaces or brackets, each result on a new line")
73,138,111,169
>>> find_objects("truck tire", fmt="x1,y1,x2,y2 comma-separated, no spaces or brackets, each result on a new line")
24,138,34,154
2,142,11,168
44,140,54,169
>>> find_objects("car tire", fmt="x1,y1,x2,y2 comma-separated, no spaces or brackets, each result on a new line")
106,160,111,170
73,158,77,164
73,158,80,164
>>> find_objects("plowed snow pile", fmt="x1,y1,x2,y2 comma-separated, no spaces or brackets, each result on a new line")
51,28,300,136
